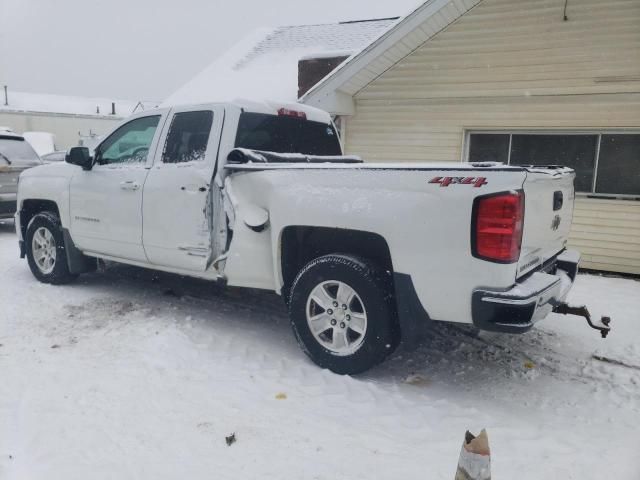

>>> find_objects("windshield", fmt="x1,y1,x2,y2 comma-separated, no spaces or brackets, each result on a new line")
0,136,41,163
235,112,342,156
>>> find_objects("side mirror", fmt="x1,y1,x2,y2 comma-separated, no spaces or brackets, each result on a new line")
66,146,93,170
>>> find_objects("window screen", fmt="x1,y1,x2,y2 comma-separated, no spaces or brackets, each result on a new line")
468,134,510,163
162,111,213,164
509,134,598,193
596,134,640,196
468,132,640,196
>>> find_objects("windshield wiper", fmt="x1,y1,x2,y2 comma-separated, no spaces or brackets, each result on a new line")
0,152,11,165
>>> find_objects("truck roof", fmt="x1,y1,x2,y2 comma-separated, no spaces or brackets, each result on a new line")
172,98,333,124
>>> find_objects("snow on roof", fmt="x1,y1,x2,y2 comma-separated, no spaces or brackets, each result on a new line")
163,18,398,107
0,90,159,118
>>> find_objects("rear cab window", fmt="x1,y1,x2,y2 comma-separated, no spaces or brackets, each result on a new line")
235,112,341,156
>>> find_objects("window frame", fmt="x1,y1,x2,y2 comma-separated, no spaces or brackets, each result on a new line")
464,129,640,200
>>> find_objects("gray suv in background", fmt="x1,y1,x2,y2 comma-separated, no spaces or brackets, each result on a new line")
0,130,42,219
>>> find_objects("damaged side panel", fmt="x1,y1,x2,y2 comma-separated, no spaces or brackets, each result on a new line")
222,173,276,290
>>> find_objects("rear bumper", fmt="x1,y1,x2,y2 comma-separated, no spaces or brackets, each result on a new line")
472,249,580,333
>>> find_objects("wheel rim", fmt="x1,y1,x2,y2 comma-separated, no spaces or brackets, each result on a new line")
305,280,368,356
32,226,57,274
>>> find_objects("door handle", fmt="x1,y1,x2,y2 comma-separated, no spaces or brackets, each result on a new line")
180,185,208,193
120,181,141,191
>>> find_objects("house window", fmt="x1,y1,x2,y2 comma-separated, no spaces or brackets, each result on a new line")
467,131,640,197
597,135,640,196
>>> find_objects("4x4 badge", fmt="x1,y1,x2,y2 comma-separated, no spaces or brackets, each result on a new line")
551,215,561,231
429,176,488,188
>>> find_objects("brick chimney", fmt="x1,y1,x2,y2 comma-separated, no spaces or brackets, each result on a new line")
298,55,349,98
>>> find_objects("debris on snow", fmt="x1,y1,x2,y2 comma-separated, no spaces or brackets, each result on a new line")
404,373,429,386
455,430,491,480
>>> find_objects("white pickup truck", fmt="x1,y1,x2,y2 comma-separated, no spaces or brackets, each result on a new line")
15,100,610,374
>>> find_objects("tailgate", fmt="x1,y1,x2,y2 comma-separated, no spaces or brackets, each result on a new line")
517,166,575,278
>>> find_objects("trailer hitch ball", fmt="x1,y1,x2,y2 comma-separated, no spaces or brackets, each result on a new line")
552,303,612,338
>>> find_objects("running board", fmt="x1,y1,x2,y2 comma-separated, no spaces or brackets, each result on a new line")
552,303,612,338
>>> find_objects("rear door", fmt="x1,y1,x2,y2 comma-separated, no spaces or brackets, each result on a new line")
142,105,225,271
518,167,575,277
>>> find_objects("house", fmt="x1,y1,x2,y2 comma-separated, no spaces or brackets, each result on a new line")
0,88,158,150
302,0,640,275
163,18,397,108
165,0,639,275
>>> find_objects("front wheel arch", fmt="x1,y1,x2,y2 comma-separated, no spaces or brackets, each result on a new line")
25,211,78,284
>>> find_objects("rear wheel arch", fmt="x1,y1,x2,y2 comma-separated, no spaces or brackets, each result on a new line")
288,253,400,374
279,226,395,300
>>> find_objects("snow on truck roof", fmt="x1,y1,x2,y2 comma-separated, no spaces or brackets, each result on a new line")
163,18,398,106
231,98,333,123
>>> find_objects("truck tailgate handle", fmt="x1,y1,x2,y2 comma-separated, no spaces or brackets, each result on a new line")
553,191,563,211
120,180,141,191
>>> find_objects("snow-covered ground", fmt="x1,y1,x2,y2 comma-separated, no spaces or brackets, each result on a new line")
0,219,638,479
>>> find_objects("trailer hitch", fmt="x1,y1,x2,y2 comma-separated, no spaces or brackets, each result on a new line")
552,303,611,338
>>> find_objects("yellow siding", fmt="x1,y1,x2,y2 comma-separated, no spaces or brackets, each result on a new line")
345,0,640,274
571,198,640,273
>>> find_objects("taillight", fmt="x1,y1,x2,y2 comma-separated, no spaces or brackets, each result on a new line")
277,107,307,120
472,191,524,263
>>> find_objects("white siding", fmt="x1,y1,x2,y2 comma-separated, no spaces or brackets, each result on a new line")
345,0,640,274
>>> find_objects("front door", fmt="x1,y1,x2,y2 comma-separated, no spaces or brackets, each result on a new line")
69,112,167,261
142,105,225,271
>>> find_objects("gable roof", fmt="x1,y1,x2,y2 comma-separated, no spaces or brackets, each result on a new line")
163,18,398,106
301,0,483,114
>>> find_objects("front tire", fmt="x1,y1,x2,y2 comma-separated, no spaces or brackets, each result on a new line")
25,211,77,284
288,254,399,375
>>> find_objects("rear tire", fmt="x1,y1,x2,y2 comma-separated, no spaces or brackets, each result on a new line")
288,254,399,375
25,211,77,285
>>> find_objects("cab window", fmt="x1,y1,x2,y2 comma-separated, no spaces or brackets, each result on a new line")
162,111,213,164
96,115,160,165
235,113,341,156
